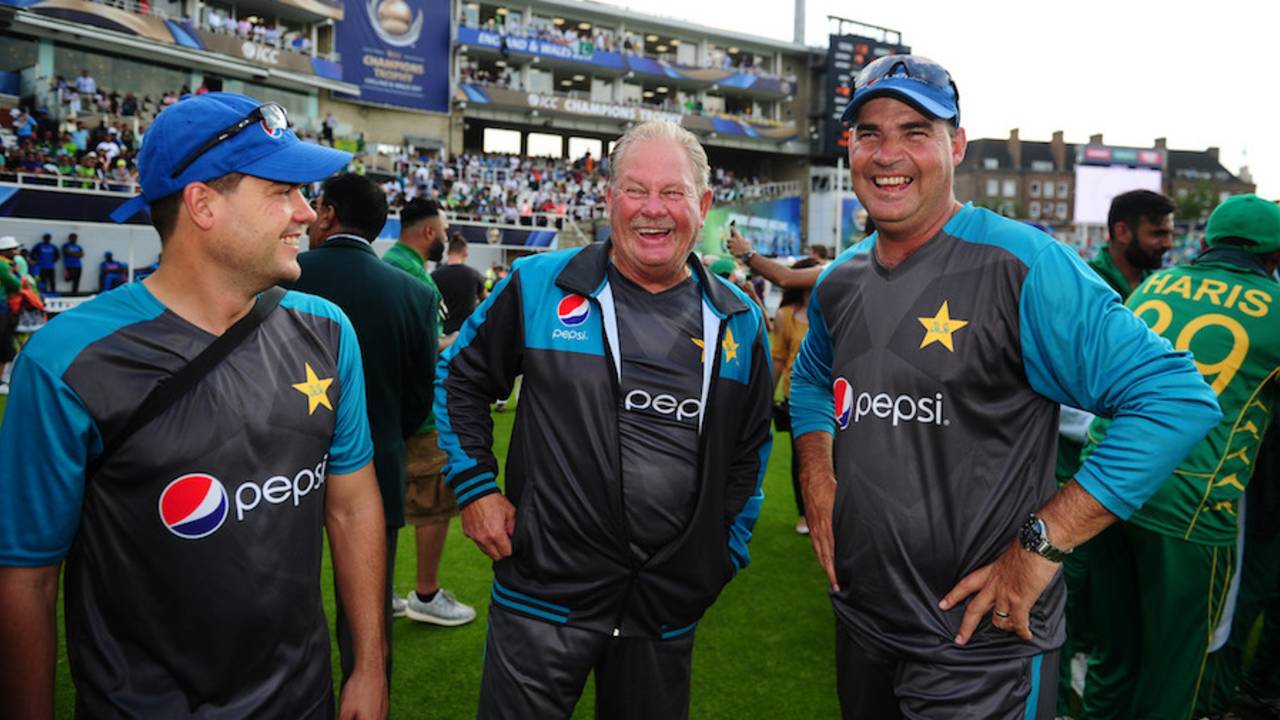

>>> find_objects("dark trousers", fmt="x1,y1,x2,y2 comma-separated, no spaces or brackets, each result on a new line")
67,266,82,293
477,607,695,720
774,402,805,517
334,527,396,690
38,267,55,292
836,620,1059,719
0,313,17,363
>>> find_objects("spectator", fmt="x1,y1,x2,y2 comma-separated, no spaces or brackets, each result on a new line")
61,232,84,293
431,234,487,335
69,121,89,152
98,251,127,292
0,236,21,394
29,233,60,292
323,111,337,144
74,69,96,101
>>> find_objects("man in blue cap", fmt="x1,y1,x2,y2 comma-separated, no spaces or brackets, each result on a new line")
788,55,1220,717
0,93,388,719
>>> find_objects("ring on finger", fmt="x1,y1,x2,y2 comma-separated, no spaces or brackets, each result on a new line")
994,609,1010,619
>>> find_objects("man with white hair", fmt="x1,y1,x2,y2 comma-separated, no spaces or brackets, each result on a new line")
435,120,773,719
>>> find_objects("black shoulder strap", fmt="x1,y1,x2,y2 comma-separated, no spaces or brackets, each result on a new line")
87,286,286,478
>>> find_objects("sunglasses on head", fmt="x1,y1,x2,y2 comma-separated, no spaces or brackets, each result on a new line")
854,56,960,122
169,102,288,179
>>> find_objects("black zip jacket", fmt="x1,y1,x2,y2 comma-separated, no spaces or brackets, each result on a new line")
435,241,773,639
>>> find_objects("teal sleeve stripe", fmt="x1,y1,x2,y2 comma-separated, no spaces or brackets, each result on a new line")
727,437,770,573
1018,242,1221,517
0,351,101,565
453,472,496,495
327,310,375,475
455,481,500,506
789,282,836,438
434,271,517,486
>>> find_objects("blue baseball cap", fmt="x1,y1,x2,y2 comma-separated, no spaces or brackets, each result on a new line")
111,92,351,223
840,55,960,127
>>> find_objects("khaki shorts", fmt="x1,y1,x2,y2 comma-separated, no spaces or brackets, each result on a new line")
404,430,459,525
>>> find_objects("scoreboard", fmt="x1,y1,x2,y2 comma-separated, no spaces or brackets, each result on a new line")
821,34,910,157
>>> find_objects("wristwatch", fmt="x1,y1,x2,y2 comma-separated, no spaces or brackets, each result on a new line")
739,250,756,264
1019,513,1070,562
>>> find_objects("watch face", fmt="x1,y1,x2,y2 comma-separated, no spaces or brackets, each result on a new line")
1019,516,1041,551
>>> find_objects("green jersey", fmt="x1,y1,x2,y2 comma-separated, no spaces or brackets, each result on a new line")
384,241,442,434
1085,249,1280,545
1087,245,1149,299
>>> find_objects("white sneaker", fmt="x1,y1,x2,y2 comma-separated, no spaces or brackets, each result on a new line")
795,517,809,535
0,382,9,395
405,589,476,626
391,596,407,618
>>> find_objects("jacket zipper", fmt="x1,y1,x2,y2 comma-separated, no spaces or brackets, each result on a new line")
597,293,640,636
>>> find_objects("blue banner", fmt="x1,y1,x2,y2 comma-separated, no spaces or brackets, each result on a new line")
336,0,449,112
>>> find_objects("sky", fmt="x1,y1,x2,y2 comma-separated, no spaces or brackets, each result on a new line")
594,0,1279,199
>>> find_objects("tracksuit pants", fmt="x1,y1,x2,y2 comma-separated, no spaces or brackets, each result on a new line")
1083,522,1234,720
477,607,695,720
1196,526,1280,714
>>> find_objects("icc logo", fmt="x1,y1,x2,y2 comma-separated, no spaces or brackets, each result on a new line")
158,473,229,540
557,295,591,327
833,377,854,430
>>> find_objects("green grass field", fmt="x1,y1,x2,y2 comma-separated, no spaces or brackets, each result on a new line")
31,404,839,718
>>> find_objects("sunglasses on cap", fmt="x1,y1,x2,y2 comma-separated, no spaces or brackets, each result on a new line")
851,55,960,125
169,102,289,179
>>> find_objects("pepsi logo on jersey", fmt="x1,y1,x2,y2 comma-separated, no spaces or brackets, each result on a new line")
158,474,229,539
833,377,949,429
157,458,329,539
834,377,854,430
553,294,591,341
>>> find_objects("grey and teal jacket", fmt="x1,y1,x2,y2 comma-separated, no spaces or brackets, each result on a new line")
790,204,1220,663
435,241,773,639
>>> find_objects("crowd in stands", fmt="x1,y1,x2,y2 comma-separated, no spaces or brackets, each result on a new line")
44,70,209,125
372,150,775,224
2,104,141,190
203,9,313,54
458,62,515,89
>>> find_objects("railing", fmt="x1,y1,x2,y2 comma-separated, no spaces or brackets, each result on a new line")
0,171,138,194
444,211,592,228
458,23,794,83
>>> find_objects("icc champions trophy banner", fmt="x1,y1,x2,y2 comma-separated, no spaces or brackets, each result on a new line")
335,0,449,112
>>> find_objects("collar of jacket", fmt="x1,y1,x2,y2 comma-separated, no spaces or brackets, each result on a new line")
317,233,378,255
1193,246,1273,278
554,240,749,317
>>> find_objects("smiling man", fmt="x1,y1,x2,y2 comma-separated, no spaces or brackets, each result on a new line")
787,56,1220,718
0,93,387,719
435,120,773,719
